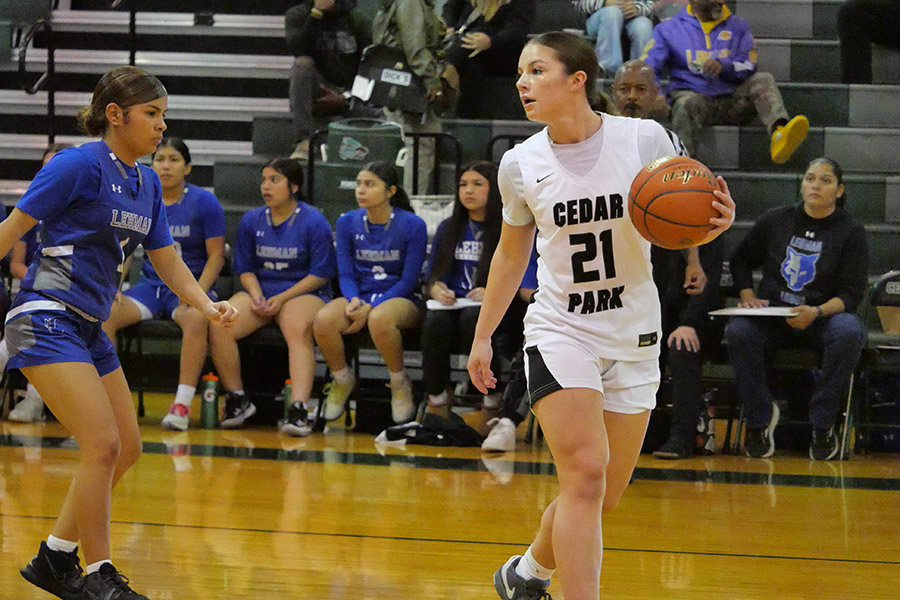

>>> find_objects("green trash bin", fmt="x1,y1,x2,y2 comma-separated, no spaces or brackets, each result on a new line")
312,162,364,226
325,118,404,165
0,0,52,25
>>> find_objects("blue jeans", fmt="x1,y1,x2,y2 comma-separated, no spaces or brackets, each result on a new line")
585,7,653,73
725,313,866,429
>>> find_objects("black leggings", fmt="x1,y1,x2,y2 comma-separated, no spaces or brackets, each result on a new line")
837,0,900,83
420,304,523,397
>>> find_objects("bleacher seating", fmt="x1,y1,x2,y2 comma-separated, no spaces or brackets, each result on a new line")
0,0,898,446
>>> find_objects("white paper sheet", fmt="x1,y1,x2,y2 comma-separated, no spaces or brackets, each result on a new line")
709,307,800,317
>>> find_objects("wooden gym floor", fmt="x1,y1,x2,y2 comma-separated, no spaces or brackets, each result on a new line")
1,392,899,599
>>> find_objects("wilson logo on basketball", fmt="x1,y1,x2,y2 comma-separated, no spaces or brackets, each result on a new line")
661,168,714,186
644,156,675,172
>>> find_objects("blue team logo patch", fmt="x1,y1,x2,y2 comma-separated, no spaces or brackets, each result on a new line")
781,247,818,292
339,137,369,162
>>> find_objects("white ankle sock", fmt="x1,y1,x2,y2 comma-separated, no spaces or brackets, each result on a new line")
389,370,408,388
428,391,448,407
86,559,111,575
516,547,555,581
483,392,502,409
174,384,196,407
332,367,353,387
47,534,77,553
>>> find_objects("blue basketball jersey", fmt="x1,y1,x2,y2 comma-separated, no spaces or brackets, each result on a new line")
335,208,427,306
141,183,226,284
233,203,336,300
16,141,173,321
428,217,485,297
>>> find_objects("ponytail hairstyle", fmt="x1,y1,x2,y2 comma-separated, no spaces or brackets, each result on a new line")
428,161,502,289
362,161,413,212
806,157,846,208
76,66,167,137
526,31,600,109
264,157,308,204
591,90,620,116
154,136,192,165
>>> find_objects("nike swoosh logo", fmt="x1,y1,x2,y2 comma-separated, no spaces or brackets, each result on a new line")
536,174,552,183
502,564,516,598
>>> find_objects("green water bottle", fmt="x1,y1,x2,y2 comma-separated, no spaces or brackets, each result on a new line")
200,373,220,429
281,379,293,421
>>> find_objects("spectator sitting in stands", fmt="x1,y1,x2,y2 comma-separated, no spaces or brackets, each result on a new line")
573,0,654,76
442,0,535,118
837,0,900,84
480,245,538,452
209,158,336,436
726,157,867,461
610,60,725,460
103,138,227,432
372,0,457,193
641,0,809,164
1,144,72,423
313,161,428,425
610,58,671,119
420,161,527,435
286,0,371,160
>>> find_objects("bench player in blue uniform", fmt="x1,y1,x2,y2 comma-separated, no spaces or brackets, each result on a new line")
102,137,226,431
1,144,72,423
420,161,526,428
0,67,237,600
313,161,428,424
209,157,336,436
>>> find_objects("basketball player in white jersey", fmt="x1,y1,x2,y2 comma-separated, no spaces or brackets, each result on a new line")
468,32,735,600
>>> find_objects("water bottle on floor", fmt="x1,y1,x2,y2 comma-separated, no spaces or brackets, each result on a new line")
200,373,220,429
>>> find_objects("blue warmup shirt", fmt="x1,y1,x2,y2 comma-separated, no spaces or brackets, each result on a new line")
233,203,336,300
427,218,485,297
335,208,427,306
16,141,173,321
20,224,42,266
141,183,226,284
521,247,538,291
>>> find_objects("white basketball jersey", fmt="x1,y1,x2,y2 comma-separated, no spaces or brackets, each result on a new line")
501,115,677,361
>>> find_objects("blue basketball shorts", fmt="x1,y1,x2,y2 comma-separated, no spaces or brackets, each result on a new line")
4,292,120,377
125,279,218,321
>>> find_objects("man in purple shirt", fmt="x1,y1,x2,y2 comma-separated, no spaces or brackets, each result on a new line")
642,0,809,163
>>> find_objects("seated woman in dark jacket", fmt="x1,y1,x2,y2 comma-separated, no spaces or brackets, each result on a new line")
725,157,868,461
442,0,535,117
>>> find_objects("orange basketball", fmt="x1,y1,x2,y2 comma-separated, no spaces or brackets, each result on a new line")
628,156,721,250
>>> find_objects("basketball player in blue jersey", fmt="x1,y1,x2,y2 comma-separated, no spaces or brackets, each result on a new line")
467,33,735,600
0,66,238,600
420,161,525,428
313,161,428,424
102,137,226,432
1,144,72,423
209,157,336,437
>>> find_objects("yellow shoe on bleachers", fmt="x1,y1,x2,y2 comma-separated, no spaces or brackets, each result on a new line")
770,115,809,164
